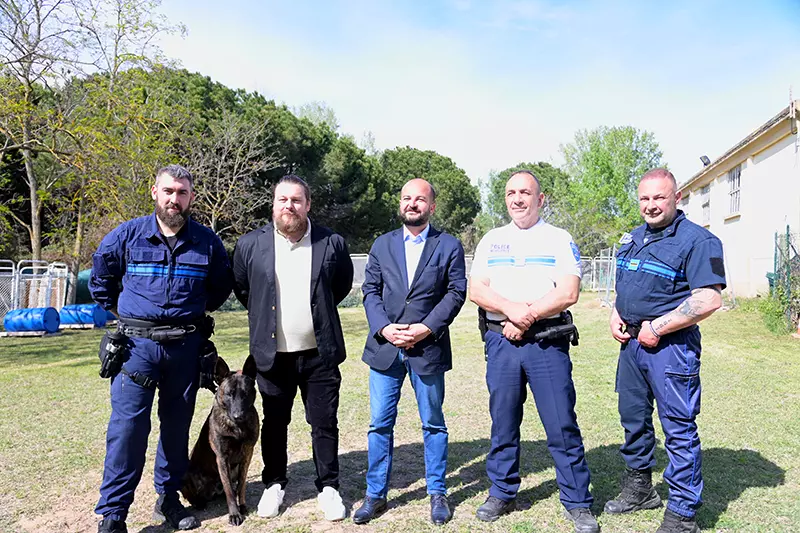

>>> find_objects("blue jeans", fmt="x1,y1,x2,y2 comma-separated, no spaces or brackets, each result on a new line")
617,326,703,518
366,352,447,498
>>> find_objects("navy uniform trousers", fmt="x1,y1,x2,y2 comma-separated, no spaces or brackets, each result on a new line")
616,326,703,518
485,330,593,509
95,333,203,521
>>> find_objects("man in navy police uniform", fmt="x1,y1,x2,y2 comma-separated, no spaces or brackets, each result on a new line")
469,170,599,533
90,165,232,533
607,168,725,533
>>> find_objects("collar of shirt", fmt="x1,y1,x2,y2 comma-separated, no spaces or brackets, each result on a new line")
639,210,685,245
403,223,430,244
275,218,312,248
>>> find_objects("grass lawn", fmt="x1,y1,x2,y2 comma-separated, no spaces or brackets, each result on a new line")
0,295,798,532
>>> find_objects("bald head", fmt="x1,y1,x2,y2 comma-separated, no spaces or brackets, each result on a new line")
399,178,436,229
508,169,541,195
401,178,436,201
640,168,677,192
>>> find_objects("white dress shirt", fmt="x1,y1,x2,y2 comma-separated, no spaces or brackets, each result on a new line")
403,223,430,289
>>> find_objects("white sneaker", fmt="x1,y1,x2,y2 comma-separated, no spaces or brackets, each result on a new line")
317,486,346,521
257,483,285,518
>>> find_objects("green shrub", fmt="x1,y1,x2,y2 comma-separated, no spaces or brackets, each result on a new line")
737,296,790,334
218,293,245,312
338,288,363,308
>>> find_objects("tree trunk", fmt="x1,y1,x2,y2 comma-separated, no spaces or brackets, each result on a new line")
65,177,87,304
22,146,42,261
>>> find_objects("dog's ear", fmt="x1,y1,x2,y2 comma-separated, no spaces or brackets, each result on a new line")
214,356,231,384
242,354,257,378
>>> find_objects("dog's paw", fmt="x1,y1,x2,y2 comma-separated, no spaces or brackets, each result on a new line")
228,512,245,526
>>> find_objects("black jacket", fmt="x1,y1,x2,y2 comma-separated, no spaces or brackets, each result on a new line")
232,221,354,372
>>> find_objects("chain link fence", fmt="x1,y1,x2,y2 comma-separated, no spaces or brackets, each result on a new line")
0,260,14,318
0,260,70,320
770,226,799,331
580,247,617,306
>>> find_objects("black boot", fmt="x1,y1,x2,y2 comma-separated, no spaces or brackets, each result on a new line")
98,518,127,533
603,468,662,514
655,509,700,533
476,496,516,522
153,493,200,530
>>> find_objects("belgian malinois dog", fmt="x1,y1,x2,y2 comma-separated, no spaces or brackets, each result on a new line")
181,355,260,526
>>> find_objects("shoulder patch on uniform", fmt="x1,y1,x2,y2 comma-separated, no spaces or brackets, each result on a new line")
710,257,725,277
570,241,581,262
619,232,633,244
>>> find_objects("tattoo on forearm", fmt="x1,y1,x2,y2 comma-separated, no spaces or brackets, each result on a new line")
677,297,704,318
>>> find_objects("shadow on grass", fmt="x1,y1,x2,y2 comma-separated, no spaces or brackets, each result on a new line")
132,441,784,531
586,444,785,529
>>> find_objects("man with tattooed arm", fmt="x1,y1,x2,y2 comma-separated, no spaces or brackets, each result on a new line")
606,168,725,533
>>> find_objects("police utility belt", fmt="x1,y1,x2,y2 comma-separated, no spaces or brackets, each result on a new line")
119,315,214,342
98,315,218,392
479,308,579,346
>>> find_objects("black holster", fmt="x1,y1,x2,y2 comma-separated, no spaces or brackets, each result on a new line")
484,311,580,346
478,307,488,342
98,330,130,379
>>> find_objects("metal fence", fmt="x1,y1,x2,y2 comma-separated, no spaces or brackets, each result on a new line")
579,248,617,307
0,260,70,316
771,226,799,330
0,260,14,318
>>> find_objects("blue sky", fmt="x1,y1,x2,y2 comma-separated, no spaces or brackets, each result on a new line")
157,0,800,186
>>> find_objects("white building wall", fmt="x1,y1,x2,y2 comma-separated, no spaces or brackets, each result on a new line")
682,123,800,297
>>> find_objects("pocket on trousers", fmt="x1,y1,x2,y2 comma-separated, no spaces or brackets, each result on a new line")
664,370,701,419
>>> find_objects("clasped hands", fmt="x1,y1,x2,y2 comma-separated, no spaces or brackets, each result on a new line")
500,302,539,342
380,323,432,349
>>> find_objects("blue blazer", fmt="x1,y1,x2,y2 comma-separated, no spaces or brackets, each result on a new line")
362,225,467,375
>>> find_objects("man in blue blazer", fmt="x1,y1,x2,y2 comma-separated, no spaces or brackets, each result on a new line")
353,179,467,526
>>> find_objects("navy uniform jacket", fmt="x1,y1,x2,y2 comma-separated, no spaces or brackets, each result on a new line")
362,225,467,376
232,222,354,373
615,210,726,326
89,213,233,321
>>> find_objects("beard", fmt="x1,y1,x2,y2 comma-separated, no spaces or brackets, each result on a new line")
274,211,307,235
155,202,189,230
398,207,430,227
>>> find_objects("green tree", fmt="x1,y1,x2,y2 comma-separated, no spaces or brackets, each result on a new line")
310,135,385,252
559,126,665,255
186,109,282,237
0,0,84,260
294,101,339,132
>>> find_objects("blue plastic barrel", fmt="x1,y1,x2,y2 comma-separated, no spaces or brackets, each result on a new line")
59,304,107,327
3,307,60,333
